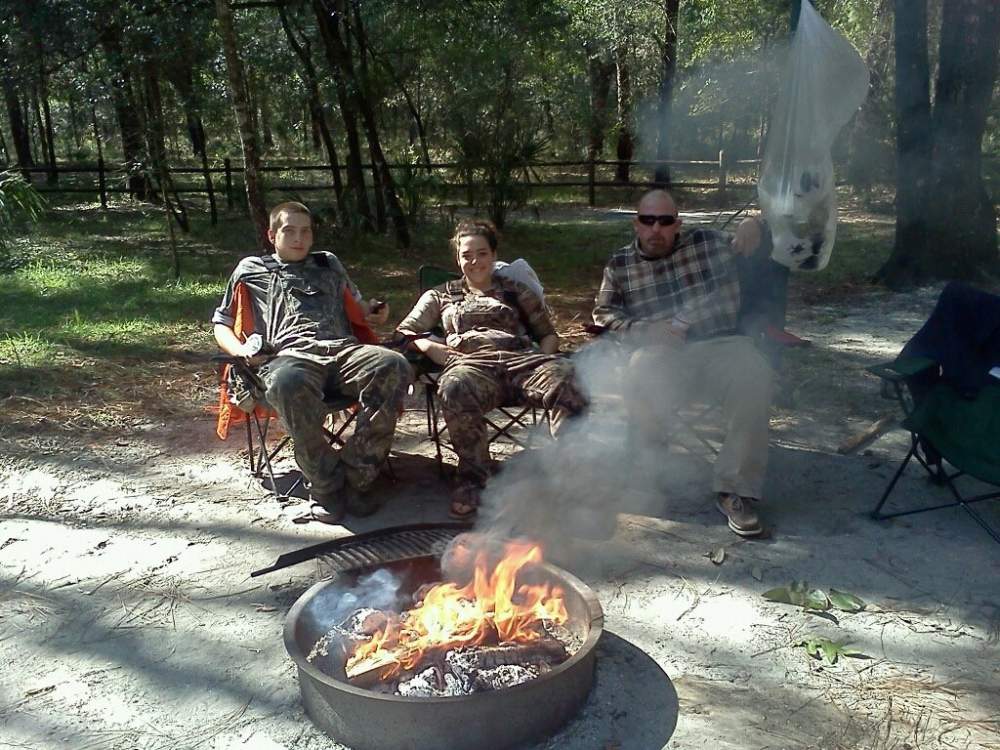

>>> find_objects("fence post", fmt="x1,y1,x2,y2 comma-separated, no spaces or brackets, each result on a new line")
587,156,596,207
98,157,107,209
717,149,728,204
224,158,234,210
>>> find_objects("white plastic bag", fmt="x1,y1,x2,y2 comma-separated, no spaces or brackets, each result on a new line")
758,0,869,271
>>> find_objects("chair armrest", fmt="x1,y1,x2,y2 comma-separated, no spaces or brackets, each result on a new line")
867,356,937,383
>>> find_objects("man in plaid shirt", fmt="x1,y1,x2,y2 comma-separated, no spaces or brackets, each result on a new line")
593,189,774,537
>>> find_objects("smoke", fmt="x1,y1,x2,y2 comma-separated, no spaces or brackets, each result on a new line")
322,567,404,624
468,328,731,575
634,50,788,167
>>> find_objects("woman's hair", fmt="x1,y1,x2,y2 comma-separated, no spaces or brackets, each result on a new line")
450,219,499,253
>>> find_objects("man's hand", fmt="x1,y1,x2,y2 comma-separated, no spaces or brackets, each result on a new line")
731,217,764,256
366,299,390,326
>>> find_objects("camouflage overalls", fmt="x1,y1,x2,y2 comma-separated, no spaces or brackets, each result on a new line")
213,252,410,496
397,275,587,485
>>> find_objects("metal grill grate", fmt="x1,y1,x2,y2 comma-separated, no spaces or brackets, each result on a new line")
251,523,471,577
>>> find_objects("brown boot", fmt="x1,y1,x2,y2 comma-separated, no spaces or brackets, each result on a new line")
449,481,481,521
716,493,763,537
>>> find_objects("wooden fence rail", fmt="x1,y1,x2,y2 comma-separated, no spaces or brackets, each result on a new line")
2,152,759,211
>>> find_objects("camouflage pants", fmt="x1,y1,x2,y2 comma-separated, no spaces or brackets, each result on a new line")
261,346,410,495
437,351,587,484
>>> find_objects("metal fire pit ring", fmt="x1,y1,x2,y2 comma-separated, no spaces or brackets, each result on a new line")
284,553,603,750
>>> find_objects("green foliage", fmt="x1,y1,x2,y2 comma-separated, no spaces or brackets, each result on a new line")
763,581,867,613
0,172,46,271
796,637,869,665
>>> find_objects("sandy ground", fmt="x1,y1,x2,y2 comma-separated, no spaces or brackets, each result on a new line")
2,267,1000,749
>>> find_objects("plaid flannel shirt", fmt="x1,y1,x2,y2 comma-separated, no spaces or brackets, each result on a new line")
592,228,740,340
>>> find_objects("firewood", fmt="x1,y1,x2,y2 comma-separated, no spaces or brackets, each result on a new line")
837,415,897,455
345,651,404,687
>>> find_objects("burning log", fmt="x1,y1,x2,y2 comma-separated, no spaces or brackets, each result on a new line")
449,640,568,672
397,664,466,697
473,664,538,691
308,608,393,665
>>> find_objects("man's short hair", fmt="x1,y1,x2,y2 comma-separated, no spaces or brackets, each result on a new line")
450,219,499,253
269,201,312,232
637,189,678,211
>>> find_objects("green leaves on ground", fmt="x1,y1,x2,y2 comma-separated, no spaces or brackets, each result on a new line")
796,637,870,665
763,581,866,613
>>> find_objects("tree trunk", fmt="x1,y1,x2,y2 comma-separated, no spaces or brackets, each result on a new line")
165,60,218,225
67,85,82,150
878,0,1000,286
315,0,409,247
141,61,189,232
278,6,347,223
653,0,680,185
876,0,934,287
924,0,1000,278
259,84,275,151
38,74,58,184
215,0,270,251
348,0,410,250
313,0,373,232
343,3,386,235
363,43,432,171
2,76,33,177
30,89,49,173
100,28,152,200
846,0,892,197
614,44,634,183
585,45,613,161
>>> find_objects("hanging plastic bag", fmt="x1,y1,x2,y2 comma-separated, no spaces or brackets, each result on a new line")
758,0,869,271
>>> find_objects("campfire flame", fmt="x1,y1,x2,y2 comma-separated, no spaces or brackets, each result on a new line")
346,539,568,680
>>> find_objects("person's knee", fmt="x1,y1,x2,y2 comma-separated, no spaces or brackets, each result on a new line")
265,364,311,406
437,371,486,413
373,350,412,394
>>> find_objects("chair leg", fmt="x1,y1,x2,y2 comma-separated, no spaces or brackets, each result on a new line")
426,384,446,478
942,478,1000,544
871,436,917,520
250,413,287,499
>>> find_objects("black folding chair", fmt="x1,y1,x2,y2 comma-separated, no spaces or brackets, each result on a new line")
868,356,1000,545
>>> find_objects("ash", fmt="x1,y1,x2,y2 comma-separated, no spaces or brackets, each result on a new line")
307,607,387,663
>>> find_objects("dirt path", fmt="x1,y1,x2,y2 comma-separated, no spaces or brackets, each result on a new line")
2,275,999,749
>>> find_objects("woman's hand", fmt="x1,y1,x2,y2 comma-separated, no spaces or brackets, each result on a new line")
423,340,457,366
407,334,457,366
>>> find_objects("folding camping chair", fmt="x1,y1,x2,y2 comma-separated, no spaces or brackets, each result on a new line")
868,356,1000,544
215,353,361,500
213,270,388,500
411,264,552,476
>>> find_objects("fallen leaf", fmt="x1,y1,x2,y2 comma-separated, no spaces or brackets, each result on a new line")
707,547,726,565
829,589,866,613
804,589,831,611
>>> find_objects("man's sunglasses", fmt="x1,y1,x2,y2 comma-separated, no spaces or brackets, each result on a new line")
636,214,678,227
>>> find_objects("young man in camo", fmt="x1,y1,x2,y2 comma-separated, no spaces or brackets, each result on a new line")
213,201,410,520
